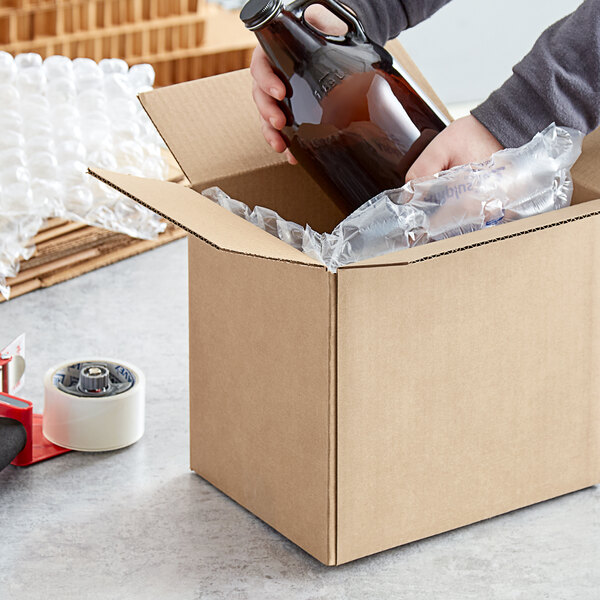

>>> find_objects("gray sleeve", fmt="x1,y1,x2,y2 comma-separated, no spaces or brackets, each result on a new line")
341,0,454,45
472,0,600,148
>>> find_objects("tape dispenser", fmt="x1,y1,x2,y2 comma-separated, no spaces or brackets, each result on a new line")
0,334,145,472
0,334,70,470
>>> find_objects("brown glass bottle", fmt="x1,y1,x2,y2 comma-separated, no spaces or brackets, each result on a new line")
241,0,448,215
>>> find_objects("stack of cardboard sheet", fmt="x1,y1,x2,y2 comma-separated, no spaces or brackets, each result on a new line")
0,0,204,44
146,3,256,86
0,0,256,85
0,150,187,302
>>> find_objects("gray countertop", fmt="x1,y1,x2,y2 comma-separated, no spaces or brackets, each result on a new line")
1,238,598,599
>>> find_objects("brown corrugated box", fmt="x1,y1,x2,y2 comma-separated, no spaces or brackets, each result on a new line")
89,42,600,565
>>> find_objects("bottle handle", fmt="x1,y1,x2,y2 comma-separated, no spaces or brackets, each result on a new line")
288,0,368,45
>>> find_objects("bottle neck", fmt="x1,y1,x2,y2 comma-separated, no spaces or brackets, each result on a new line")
254,8,325,80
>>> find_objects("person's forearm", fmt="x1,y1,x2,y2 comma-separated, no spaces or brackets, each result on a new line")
473,0,600,148
341,0,453,45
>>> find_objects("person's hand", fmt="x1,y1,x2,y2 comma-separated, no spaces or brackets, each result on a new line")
406,115,504,182
250,4,347,165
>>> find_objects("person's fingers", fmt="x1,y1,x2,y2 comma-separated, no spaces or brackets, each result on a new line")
285,149,298,165
249,49,288,155
250,47,286,100
304,4,348,35
258,114,294,159
260,118,287,153
405,141,448,182
406,116,504,182
252,82,287,130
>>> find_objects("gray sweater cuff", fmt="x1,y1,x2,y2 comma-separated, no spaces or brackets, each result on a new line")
471,74,557,149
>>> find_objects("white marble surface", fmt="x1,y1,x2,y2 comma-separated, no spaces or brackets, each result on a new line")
1,239,599,599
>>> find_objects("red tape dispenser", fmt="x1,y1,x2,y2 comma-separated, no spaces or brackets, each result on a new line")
0,335,70,470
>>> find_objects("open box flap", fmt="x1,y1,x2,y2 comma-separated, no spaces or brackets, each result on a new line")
138,41,452,190
572,126,600,204
139,69,285,190
89,168,323,267
341,198,600,269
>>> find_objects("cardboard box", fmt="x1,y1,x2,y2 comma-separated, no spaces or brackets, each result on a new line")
90,42,600,565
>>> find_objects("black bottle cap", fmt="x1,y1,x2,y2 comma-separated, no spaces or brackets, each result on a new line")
240,0,283,30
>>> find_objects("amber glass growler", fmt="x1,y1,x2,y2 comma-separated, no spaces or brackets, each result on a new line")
241,0,449,215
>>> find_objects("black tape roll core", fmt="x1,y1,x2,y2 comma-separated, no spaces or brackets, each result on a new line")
0,417,27,472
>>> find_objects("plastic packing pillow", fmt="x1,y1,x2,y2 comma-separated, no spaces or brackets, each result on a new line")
202,124,584,272
0,52,168,299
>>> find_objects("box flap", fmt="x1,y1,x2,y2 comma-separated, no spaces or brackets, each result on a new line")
572,126,600,204
139,69,283,190
341,198,600,269
138,42,451,190
89,168,323,267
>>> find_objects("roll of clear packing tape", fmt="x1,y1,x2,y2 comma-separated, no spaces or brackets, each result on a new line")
43,358,145,452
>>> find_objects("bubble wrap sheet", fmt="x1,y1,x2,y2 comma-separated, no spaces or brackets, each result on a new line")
0,52,168,299
203,124,584,272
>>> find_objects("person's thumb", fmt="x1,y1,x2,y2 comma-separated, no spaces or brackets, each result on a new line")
405,142,447,183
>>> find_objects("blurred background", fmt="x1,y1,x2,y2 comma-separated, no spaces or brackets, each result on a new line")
398,0,582,113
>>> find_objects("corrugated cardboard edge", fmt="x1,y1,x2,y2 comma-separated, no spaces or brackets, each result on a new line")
137,91,194,189
1,225,185,302
91,166,600,277
343,199,600,269
328,271,338,565
89,168,324,269
572,126,600,203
